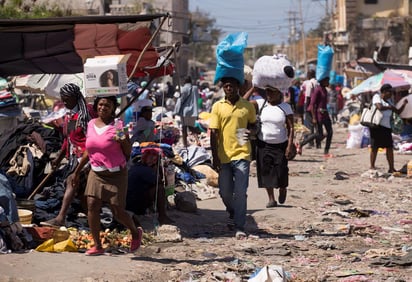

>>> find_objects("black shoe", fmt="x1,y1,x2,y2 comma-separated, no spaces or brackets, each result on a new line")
227,212,235,230
227,218,235,230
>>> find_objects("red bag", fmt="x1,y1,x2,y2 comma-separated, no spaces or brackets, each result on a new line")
297,92,305,107
26,227,55,242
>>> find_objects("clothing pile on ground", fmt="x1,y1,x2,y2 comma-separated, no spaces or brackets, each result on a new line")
0,110,219,253
0,78,21,119
0,121,64,252
336,96,412,159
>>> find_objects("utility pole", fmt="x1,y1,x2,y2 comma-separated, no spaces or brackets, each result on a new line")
288,11,299,68
99,0,105,15
299,0,308,74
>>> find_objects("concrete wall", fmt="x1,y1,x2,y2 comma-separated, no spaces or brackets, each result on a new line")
357,0,409,17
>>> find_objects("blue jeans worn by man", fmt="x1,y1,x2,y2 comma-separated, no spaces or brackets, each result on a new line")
218,160,250,231
209,77,257,239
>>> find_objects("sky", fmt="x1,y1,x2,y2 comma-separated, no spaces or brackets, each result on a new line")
189,0,329,46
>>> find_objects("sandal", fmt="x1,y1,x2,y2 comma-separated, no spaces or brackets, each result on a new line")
295,142,302,155
85,246,105,256
130,227,143,253
266,201,277,208
40,218,65,227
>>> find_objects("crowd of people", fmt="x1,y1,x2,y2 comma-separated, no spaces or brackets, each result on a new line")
35,51,412,255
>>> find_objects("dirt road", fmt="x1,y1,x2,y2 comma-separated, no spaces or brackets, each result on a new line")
1,126,411,281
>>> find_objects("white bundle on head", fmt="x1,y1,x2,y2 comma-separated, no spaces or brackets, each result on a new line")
244,65,253,82
252,54,295,93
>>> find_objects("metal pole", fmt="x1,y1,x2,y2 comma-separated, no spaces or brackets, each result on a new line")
299,0,308,74
99,0,104,15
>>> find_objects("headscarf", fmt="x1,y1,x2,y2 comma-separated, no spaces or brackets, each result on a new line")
60,83,91,132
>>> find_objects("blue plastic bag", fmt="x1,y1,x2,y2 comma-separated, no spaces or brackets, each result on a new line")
316,44,334,81
214,32,248,84
335,75,344,85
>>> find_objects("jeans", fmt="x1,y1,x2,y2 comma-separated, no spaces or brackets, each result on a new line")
300,118,333,153
218,159,250,231
316,118,333,154
303,111,315,146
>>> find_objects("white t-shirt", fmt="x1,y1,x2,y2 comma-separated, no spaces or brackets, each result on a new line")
372,93,392,128
301,78,317,99
257,100,293,144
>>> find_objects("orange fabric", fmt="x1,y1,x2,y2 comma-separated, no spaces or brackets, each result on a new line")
73,24,97,49
120,49,158,77
117,27,152,50
95,24,118,48
74,24,120,60
73,24,173,78
117,27,174,78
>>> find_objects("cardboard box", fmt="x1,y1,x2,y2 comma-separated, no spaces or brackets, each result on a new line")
83,54,131,97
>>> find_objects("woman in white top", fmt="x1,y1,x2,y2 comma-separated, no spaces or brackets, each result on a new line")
370,84,407,173
244,85,295,208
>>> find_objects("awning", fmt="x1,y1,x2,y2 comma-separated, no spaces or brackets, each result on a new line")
0,14,173,78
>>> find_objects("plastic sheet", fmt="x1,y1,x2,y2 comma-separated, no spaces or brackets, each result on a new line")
214,32,248,84
316,44,334,81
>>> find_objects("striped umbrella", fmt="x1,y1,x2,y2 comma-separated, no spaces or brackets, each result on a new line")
348,69,411,96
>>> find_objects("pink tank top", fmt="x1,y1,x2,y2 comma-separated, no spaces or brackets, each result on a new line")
86,119,126,170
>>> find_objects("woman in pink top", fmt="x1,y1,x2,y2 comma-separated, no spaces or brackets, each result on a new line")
73,96,142,256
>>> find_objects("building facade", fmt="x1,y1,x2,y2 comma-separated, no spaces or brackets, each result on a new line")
333,0,411,73
108,0,191,84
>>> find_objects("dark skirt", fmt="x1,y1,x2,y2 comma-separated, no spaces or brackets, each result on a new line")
256,139,288,188
369,126,393,149
85,167,128,208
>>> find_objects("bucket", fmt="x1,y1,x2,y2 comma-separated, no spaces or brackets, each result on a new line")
18,209,33,224
16,199,36,213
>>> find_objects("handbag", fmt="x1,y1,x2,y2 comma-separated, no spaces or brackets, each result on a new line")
360,104,383,128
256,99,267,135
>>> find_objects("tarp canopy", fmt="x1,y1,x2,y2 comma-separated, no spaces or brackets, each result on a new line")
347,69,411,97
0,14,173,78
13,73,84,99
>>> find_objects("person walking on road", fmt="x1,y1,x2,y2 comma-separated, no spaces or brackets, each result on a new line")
41,83,96,227
310,76,334,157
297,76,333,157
301,69,317,147
174,76,200,147
209,76,256,239
243,56,295,208
370,84,408,173
73,96,142,256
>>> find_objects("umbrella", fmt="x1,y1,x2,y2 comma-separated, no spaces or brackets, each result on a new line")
347,69,411,97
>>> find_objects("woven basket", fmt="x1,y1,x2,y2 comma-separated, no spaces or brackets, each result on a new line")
53,229,69,243
18,209,33,224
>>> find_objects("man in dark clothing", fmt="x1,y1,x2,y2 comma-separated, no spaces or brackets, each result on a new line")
126,149,173,226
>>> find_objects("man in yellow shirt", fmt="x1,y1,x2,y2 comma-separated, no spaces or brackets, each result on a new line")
209,77,256,239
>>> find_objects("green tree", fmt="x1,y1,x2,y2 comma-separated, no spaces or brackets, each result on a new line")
0,0,70,18
307,16,329,38
190,8,221,67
